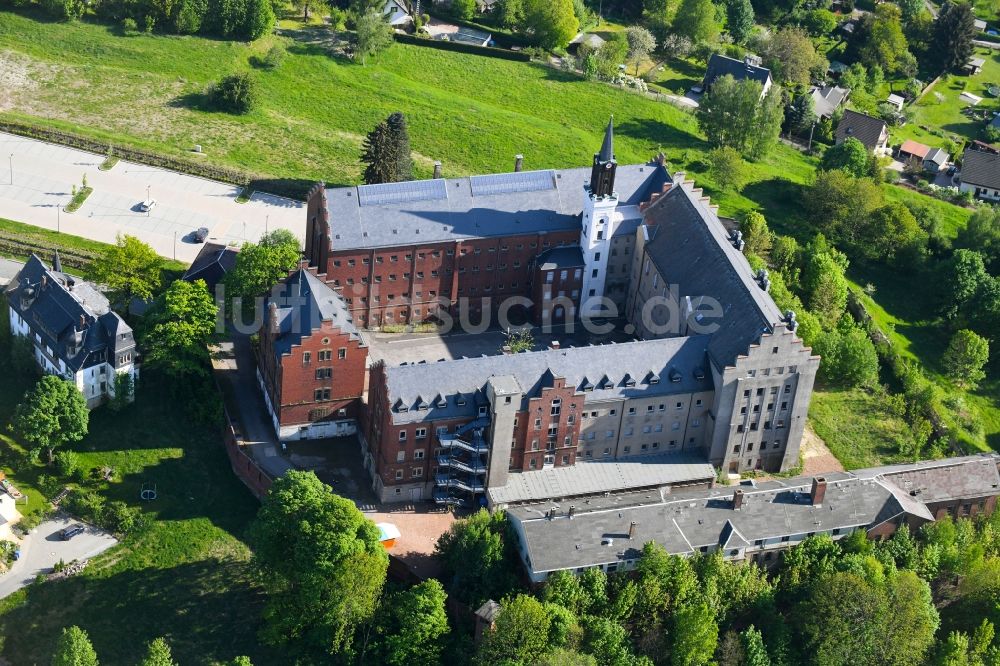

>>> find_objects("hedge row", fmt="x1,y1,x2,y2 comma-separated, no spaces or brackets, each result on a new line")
0,119,315,201
394,33,531,62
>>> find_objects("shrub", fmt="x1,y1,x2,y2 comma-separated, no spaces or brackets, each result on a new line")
37,475,62,500
121,17,139,34
65,488,106,524
100,501,146,535
211,72,260,114
55,450,79,478
261,44,285,69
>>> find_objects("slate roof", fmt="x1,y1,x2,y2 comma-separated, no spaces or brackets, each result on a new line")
267,268,362,357
489,452,716,506
809,85,850,118
703,54,772,89
641,184,784,370
182,242,238,292
4,254,134,373
509,454,1000,574
323,163,669,251
536,245,585,270
961,147,1000,190
384,336,713,425
835,110,887,150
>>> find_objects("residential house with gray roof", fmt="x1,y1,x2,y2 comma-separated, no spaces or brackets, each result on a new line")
835,109,889,155
5,254,136,408
960,145,1000,201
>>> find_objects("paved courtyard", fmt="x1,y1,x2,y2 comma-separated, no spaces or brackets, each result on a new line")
0,132,304,263
0,515,117,599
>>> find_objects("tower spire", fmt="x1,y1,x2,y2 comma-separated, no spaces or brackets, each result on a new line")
599,115,614,162
589,116,618,199
52,249,62,273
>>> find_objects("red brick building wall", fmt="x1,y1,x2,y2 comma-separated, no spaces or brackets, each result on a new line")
365,367,586,495
531,264,584,325
257,294,368,429
304,190,582,328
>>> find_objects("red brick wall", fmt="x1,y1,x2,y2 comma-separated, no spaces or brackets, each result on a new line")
531,264,584,325
318,231,580,327
515,378,583,471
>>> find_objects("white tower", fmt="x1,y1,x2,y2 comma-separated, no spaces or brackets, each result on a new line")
580,118,622,317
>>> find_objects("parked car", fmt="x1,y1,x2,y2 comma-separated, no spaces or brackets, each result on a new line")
139,198,157,212
193,227,209,243
60,524,85,540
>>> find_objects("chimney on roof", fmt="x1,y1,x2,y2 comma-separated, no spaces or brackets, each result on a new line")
568,505,576,519
550,340,560,350
655,151,667,166
811,477,827,507
628,521,637,539
79,314,86,329
514,154,524,172
733,488,744,510
41,275,47,289
53,250,62,273
433,161,442,179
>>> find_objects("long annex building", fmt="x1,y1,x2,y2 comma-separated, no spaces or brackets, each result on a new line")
261,120,820,503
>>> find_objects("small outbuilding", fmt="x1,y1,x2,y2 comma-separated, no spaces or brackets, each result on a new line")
923,147,949,173
898,139,930,163
886,93,905,111
965,57,986,75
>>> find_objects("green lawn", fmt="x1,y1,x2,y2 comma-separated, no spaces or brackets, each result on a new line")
0,300,275,665
809,387,916,469
892,46,1000,149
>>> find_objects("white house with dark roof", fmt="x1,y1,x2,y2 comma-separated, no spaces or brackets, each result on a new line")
960,146,1000,200
5,254,137,408
702,54,773,98
835,109,889,155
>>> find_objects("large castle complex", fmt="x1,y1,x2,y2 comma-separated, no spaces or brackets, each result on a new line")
257,121,820,505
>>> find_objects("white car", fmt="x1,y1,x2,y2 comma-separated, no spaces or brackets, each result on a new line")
139,198,157,212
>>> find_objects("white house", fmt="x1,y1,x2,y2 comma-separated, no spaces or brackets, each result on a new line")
960,147,1000,201
384,0,413,26
5,254,137,409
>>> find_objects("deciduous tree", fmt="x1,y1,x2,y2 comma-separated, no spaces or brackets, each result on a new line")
139,638,177,666
223,228,301,311
821,137,870,178
672,0,719,43
803,252,848,328
435,508,519,606
741,210,772,256
523,0,579,49
142,279,218,379
14,375,88,463
741,626,772,666
761,26,827,88
88,234,162,308
708,146,748,191
943,329,990,388
698,75,783,159
478,595,551,665
625,26,657,74
371,579,449,665
248,471,388,654
51,626,99,666
670,600,718,666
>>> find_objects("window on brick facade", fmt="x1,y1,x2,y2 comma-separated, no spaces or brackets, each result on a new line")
302,352,311,364
412,467,423,478
318,350,332,361
315,368,332,380
415,428,427,439
398,431,407,441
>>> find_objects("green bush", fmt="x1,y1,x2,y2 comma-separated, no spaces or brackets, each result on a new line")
99,501,146,535
37,475,62,500
55,450,78,479
121,17,138,34
261,44,285,70
211,72,261,114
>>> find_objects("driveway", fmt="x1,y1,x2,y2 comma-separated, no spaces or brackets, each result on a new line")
0,132,304,263
0,515,117,599
0,257,22,286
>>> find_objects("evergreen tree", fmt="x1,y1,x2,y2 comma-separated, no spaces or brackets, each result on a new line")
386,112,413,182
934,2,976,72
726,0,754,44
355,8,394,64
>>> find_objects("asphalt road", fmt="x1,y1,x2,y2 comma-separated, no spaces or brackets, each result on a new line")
0,515,117,599
0,132,305,263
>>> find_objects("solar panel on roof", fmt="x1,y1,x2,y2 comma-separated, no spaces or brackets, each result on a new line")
357,179,449,207
470,170,557,197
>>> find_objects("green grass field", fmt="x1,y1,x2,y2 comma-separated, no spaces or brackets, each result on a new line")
892,46,1000,149
0,298,273,665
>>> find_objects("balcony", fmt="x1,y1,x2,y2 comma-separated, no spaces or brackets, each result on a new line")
439,429,489,454
436,455,487,475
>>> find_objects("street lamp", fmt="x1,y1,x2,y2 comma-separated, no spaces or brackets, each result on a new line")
8,153,12,185
173,231,177,261
265,214,269,235
146,185,151,217
243,221,247,241
57,202,61,233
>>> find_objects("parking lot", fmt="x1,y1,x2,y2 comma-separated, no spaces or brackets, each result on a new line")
0,132,304,263
0,515,117,599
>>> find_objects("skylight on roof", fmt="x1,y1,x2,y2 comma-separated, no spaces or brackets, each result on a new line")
470,170,557,197
357,179,449,207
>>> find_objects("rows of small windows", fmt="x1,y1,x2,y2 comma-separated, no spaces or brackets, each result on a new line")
300,348,347,364
732,441,784,454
